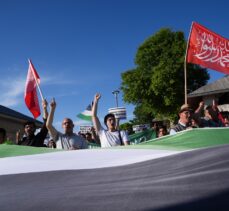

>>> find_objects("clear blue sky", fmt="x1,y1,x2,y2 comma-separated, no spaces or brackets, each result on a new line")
0,0,228,131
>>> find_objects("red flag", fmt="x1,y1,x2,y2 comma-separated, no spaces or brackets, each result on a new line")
187,22,229,74
24,60,41,119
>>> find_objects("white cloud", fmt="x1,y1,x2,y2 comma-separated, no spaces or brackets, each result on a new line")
0,61,105,117
0,77,25,107
0,72,83,108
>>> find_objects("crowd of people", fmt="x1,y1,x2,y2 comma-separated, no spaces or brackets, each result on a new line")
0,93,130,149
154,100,229,138
0,96,229,150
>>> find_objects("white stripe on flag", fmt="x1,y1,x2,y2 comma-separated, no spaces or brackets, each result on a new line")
81,110,92,116
0,148,186,175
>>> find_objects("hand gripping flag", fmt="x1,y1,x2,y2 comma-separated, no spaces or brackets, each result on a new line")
24,60,41,119
186,22,229,74
77,104,93,121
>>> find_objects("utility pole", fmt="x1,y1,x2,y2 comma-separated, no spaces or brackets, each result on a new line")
112,90,120,107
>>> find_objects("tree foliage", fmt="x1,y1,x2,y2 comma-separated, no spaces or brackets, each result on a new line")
119,122,134,135
121,28,209,122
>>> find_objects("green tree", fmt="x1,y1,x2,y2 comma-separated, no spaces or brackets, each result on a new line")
119,122,134,135
121,28,209,122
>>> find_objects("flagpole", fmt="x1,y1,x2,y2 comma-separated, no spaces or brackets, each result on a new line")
184,21,194,104
28,59,44,101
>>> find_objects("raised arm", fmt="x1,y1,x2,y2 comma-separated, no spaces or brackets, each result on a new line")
195,101,204,115
92,93,102,133
39,99,48,135
46,98,58,140
42,99,48,120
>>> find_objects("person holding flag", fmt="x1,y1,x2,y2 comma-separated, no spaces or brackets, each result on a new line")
16,99,48,147
16,60,49,147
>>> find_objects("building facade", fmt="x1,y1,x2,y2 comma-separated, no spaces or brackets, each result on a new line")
0,105,42,142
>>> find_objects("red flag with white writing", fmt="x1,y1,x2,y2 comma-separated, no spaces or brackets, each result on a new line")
187,22,229,74
24,60,41,118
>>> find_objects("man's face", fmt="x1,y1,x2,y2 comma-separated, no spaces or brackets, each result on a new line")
24,124,36,136
62,118,74,134
158,128,166,137
106,116,116,130
179,110,191,125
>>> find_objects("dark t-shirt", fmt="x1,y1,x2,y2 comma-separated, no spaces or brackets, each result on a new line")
18,121,48,147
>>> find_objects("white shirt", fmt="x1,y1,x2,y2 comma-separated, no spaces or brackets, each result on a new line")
98,128,129,148
55,132,88,150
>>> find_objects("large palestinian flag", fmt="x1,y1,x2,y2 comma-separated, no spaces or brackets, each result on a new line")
1,128,229,210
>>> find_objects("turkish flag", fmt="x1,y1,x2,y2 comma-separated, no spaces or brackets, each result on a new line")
24,60,41,119
187,22,229,74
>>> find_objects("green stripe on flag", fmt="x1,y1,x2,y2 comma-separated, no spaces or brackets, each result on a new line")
0,144,60,158
129,128,229,150
1,128,229,158
77,113,92,121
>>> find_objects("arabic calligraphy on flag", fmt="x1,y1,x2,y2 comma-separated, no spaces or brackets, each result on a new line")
187,22,229,74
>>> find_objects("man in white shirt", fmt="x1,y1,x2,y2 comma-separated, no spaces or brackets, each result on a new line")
92,93,129,148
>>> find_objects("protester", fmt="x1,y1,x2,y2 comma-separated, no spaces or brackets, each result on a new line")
190,113,203,128
46,98,87,150
90,126,101,144
202,105,224,127
0,128,6,144
170,104,192,135
85,132,96,144
92,93,129,147
157,125,168,138
224,117,229,127
152,122,159,132
16,99,48,147
194,99,224,127
189,101,205,128
194,101,205,115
